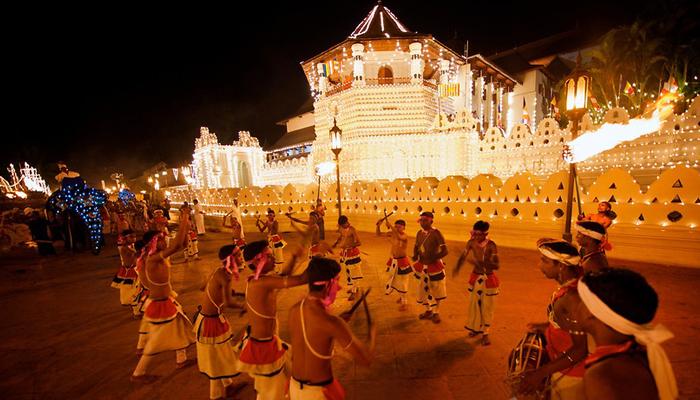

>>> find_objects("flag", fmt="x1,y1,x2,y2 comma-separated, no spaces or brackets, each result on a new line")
667,77,678,93
438,83,460,98
324,59,340,77
660,77,679,97
624,81,635,95
320,63,329,77
590,95,602,110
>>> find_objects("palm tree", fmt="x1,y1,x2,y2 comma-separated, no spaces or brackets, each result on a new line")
587,22,666,116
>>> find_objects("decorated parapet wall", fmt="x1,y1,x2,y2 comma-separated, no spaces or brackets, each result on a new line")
168,166,700,268
476,97,700,179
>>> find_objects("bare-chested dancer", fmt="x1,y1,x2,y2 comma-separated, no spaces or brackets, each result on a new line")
454,220,499,345
376,216,410,311
332,215,362,301
288,257,375,400
256,208,286,268
287,211,330,259
412,212,448,324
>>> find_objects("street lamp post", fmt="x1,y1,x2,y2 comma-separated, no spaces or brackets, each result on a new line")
562,54,590,242
329,118,343,217
314,166,322,204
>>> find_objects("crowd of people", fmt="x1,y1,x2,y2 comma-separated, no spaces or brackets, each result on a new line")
106,198,677,400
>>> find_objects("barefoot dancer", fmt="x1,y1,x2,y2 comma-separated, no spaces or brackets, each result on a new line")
332,216,363,301
235,240,306,400
194,244,246,400
376,214,410,311
455,220,499,344
412,212,448,324
131,208,196,383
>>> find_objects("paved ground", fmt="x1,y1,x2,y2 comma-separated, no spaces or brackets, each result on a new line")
1,227,699,400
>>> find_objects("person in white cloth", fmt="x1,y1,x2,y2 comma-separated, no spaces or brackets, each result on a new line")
193,198,206,235
571,268,677,400
226,198,244,239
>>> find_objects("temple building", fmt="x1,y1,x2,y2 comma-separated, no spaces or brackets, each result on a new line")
189,1,699,189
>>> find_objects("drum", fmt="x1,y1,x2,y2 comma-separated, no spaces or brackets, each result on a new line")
507,332,550,399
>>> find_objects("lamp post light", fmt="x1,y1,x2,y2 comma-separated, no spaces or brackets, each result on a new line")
562,53,590,242
329,118,343,216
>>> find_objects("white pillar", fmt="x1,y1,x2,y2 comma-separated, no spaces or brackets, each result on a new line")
439,59,450,84
486,80,493,129
409,42,424,84
476,75,484,128
465,64,472,112
316,63,328,96
506,91,514,135
351,43,365,87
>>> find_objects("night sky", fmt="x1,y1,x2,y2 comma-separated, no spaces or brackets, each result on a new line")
5,0,656,184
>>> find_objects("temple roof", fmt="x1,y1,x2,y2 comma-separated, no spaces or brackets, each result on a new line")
487,30,598,76
349,1,418,39
300,2,463,73
266,126,316,152
276,97,314,126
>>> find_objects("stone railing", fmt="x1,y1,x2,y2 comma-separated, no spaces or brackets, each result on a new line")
167,166,700,268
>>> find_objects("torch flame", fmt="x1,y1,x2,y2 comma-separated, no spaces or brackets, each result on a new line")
315,161,336,176
564,93,679,164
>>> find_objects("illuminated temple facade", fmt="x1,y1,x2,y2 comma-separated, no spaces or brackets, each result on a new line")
190,2,700,190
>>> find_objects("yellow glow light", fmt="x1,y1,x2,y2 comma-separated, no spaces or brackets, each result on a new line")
316,161,336,176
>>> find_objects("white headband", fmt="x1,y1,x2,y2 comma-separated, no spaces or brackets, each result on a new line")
577,280,678,400
538,246,581,267
575,224,604,240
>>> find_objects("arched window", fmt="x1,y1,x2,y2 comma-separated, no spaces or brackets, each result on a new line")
238,160,252,188
378,66,393,85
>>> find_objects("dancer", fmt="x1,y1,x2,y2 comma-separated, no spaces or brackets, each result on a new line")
184,227,200,261
454,220,498,343
194,244,246,400
116,211,132,236
574,269,677,400
579,201,615,229
412,211,448,324
131,209,196,383
228,198,245,239
517,239,586,399
256,209,286,268
224,210,246,250
315,199,326,240
131,239,148,318
332,216,363,301
112,229,139,306
574,221,609,273
286,211,327,258
376,215,411,311
151,209,170,247
236,240,306,400
288,257,376,400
